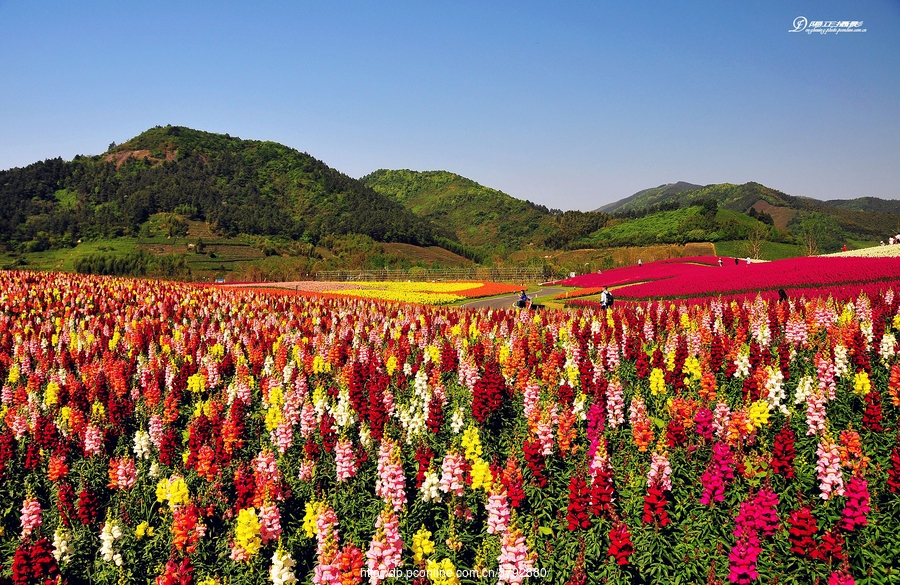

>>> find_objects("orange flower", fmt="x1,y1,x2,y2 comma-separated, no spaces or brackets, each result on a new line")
889,364,900,407
48,455,68,482
557,409,578,455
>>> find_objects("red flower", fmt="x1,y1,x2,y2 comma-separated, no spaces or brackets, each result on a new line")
76,486,99,526
642,484,670,527
771,423,796,479
522,440,547,488
862,390,883,432
888,438,900,493
788,507,818,558
607,522,633,566
566,474,591,531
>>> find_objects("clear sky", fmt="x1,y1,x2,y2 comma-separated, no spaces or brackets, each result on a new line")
1,1,898,210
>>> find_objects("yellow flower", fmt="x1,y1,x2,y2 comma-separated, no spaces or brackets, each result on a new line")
235,508,262,557
265,385,284,431
91,401,106,419
44,381,60,407
156,476,191,509
412,526,435,563
427,558,460,585
135,521,149,539
386,355,398,376
187,373,206,393
649,368,667,396
461,427,482,461
748,401,770,429
302,502,322,538
682,356,702,385
469,459,493,492
853,371,871,396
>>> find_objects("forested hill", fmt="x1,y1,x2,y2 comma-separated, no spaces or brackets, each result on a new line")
0,126,446,252
598,181,900,239
361,169,609,255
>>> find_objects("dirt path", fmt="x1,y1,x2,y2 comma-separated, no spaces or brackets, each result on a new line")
460,287,568,310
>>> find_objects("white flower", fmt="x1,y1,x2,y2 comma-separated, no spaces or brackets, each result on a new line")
572,393,587,421
270,549,297,585
420,470,442,503
765,367,788,415
733,353,750,379
450,408,465,434
880,333,896,362
132,430,152,460
149,461,161,478
52,527,72,563
833,345,849,379
99,521,123,563
332,388,356,429
794,375,815,406
359,424,372,449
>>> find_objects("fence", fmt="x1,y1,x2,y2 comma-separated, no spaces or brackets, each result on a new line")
314,266,548,283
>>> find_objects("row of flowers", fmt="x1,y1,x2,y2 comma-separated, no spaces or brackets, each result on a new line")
231,281,523,306
0,270,899,584
556,256,900,301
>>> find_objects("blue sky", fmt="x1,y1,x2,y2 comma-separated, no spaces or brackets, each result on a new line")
1,1,898,210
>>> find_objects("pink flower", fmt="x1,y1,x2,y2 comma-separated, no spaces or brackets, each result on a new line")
110,457,137,490
713,402,732,440
316,505,340,561
806,390,827,436
20,498,42,540
83,424,103,457
828,571,855,585
700,442,734,506
335,438,358,482
605,380,625,429
498,527,535,585
440,452,466,497
840,476,870,531
816,439,845,500
728,532,761,584
487,488,510,534
259,503,282,544
375,439,406,511
647,450,672,492
365,509,402,585
149,414,164,449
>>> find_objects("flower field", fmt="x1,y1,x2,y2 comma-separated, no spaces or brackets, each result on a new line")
2,270,900,584
557,256,900,303
230,281,523,306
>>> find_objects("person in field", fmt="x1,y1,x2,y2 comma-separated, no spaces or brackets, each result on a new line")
600,287,613,310
516,290,530,309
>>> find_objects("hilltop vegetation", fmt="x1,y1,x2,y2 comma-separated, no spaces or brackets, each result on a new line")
597,181,900,243
0,126,445,254
361,169,609,256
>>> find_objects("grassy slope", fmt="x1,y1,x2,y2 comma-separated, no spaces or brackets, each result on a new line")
361,169,553,255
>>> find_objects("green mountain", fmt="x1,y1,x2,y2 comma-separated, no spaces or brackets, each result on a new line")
822,197,900,214
0,126,447,253
599,181,900,240
360,169,608,256
594,181,702,213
